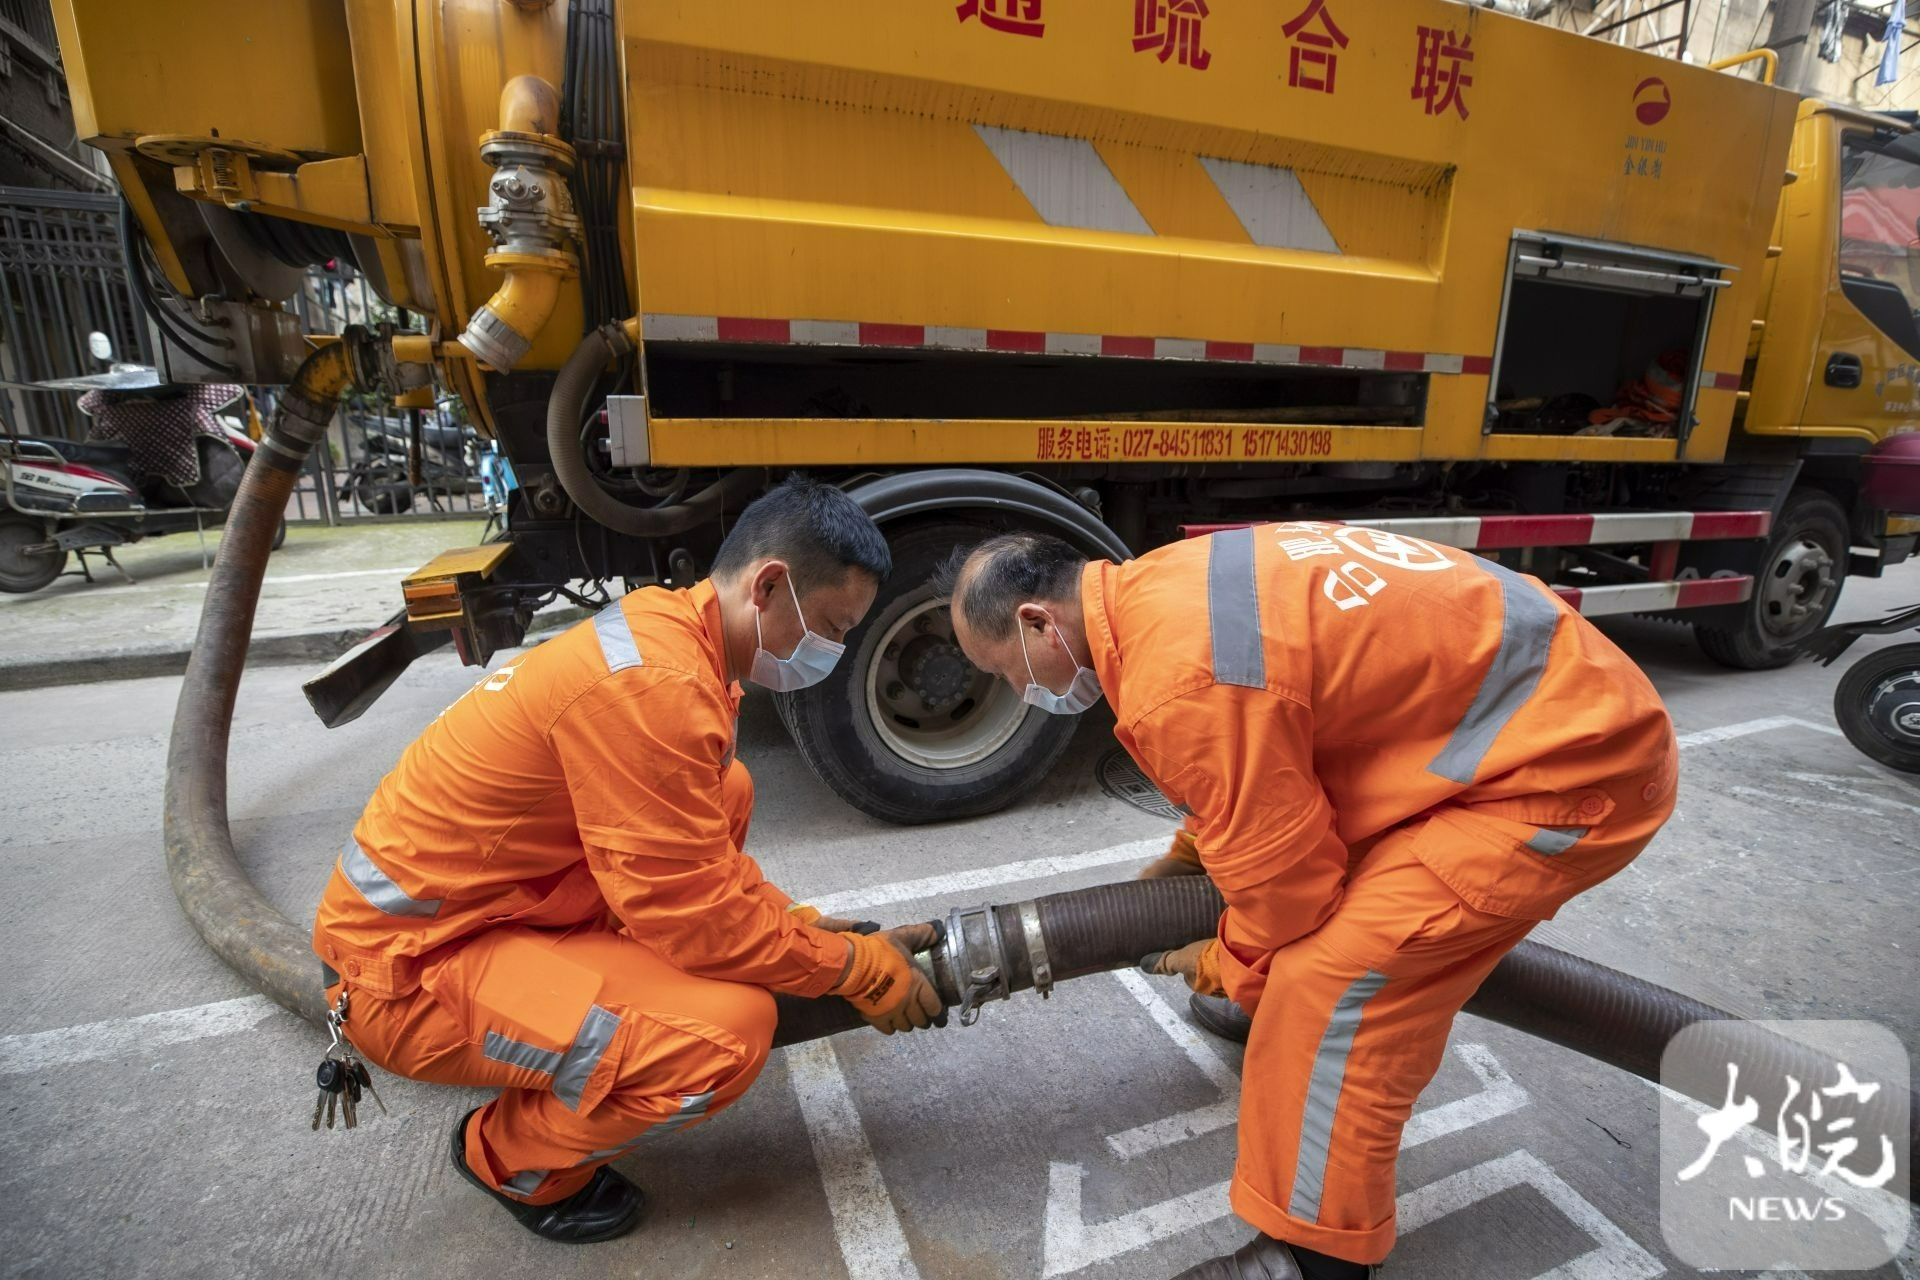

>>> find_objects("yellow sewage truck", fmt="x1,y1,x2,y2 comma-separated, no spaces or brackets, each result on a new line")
51,0,1920,822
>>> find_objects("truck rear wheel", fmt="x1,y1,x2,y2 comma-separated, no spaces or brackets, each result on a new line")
776,521,1078,825
1694,490,1848,671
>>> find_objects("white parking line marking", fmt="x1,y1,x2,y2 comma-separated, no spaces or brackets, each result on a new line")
1675,715,1841,747
1106,970,1240,1159
1398,1043,1531,1150
1042,1163,1231,1278
808,837,1168,916
1051,967,1538,1273
70,566,421,596
786,1039,923,1280
1396,1150,1663,1278
0,994,276,1075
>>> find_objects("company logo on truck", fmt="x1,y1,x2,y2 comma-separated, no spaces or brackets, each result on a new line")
1633,77,1672,125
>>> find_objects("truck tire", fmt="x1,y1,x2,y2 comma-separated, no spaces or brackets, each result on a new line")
777,521,1078,825
1695,490,1848,671
1833,642,1920,774
0,514,65,594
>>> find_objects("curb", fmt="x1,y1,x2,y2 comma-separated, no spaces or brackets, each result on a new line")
0,604,591,694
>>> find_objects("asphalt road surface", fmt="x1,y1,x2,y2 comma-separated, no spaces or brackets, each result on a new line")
3,566,1916,1279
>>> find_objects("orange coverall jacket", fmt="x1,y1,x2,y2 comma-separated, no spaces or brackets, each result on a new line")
1082,523,1677,1010
311,579,851,1003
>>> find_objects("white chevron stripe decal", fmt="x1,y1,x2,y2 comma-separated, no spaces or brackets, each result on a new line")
973,125,1154,236
1198,156,1341,255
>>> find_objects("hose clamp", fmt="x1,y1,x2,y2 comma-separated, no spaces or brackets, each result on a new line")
1017,900,1052,999
943,904,1010,1027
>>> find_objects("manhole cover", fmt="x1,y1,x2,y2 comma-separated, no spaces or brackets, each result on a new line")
1097,748,1182,819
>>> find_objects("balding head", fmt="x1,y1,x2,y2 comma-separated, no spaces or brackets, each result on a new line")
933,533,1093,703
932,532,1088,643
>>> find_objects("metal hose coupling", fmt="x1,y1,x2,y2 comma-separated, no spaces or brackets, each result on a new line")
254,326,434,473
456,75,580,371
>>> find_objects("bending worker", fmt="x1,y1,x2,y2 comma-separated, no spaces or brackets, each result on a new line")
312,476,940,1243
937,522,1675,1280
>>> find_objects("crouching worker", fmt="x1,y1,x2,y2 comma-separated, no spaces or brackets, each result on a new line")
312,476,940,1243
937,525,1676,1279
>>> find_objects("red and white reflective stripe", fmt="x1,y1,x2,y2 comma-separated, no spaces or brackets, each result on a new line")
1554,576,1752,617
641,313,1491,376
1179,510,1771,547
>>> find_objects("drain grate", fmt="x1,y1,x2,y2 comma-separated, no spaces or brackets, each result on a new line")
1097,749,1182,820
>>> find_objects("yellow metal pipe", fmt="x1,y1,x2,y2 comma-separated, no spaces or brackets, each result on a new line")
498,73,561,138
453,73,575,371
1709,48,1779,85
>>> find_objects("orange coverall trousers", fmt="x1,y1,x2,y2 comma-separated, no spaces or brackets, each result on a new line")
328,763,774,1206
1229,796,1672,1263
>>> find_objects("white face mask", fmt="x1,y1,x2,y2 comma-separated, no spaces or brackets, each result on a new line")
750,573,845,693
1018,613,1103,715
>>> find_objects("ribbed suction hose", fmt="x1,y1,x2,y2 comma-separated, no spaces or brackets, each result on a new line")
162,330,422,1023
772,876,1917,1202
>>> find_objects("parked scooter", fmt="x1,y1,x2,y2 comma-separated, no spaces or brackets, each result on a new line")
1798,604,1920,774
344,408,479,515
1,354,276,593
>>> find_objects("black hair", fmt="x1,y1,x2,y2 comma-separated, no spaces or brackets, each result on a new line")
931,532,1087,643
711,475,891,588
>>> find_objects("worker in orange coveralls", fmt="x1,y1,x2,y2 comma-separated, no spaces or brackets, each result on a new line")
312,476,940,1243
938,523,1675,1280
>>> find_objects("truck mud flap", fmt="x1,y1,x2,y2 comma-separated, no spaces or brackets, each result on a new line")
302,607,452,728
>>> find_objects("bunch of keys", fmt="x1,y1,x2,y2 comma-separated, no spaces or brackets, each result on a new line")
311,990,387,1132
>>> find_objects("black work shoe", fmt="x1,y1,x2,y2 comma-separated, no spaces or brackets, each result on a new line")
1188,992,1253,1044
450,1108,645,1243
1172,1234,1306,1279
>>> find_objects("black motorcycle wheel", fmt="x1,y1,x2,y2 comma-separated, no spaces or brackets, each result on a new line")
1834,642,1920,775
349,465,413,516
0,514,65,594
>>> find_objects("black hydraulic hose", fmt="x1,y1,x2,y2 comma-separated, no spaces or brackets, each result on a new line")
162,339,359,1025
546,323,757,535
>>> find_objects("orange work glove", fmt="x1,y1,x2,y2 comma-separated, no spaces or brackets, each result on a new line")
1138,827,1205,880
788,904,880,934
1139,938,1225,996
833,922,944,1034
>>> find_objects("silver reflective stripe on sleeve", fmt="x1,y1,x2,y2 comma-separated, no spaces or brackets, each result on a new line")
1525,826,1588,856
594,601,644,673
501,1168,549,1198
1426,559,1560,785
1287,970,1389,1222
339,839,442,918
583,1091,716,1161
1207,526,1266,688
552,1005,623,1111
483,1031,565,1077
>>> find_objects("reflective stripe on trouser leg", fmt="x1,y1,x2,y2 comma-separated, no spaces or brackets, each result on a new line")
501,1168,551,1199
582,1091,715,1162
339,838,442,917
1287,970,1389,1222
1426,560,1560,784
593,601,644,672
1524,826,1587,856
1207,526,1265,688
482,1005,624,1112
